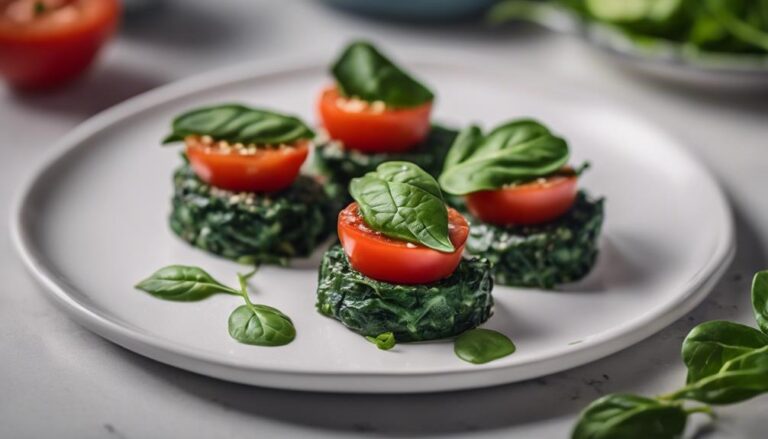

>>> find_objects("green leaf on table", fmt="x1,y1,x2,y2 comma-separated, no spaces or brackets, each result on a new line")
163,104,313,145
682,320,768,383
228,304,296,346
135,265,238,301
751,270,768,334
572,394,688,439
331,41,434,108
439,119,569,195
673,345,768,405
454,328,516,364
350,161,454,252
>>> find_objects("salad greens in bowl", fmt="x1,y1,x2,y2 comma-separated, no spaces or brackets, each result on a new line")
490,0,768,86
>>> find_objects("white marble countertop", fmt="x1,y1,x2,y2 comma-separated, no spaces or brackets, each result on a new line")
2,1,767,437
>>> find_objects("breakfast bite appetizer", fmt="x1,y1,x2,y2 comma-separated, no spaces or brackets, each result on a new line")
439,119,604,289
163,104,334,264
316,162,493,342
314,41,458,201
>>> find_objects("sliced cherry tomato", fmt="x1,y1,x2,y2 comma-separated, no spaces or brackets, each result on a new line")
338,202,468,285
465,173,578,226
185,137,309,193
317,85,432,153
0,0,120,89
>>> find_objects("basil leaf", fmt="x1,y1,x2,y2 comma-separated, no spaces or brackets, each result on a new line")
366,332,396,350
331,41,434,108
439,120,570,195
673,345,768,405
585,0,684,26
228,304,296,347
350,161,454,252
572,394,688,439
454,329,516,364
135,265,238,301
682,320,768,383
163,104,314,145
752,271,768,334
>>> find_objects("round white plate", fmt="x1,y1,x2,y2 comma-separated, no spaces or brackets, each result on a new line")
12,61,734,393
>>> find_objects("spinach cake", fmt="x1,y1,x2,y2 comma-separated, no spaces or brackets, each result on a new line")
170,164,334,264
316,245,493,342
466,192,604,289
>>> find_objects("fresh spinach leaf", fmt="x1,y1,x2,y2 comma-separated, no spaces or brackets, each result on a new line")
135,265,239,301
572,394,689,439
682,320,768,383
751,270,768,334
163,104,313,145
331,41,434,108
228,304,296,347
454,328,516,364
366,332,396,350
439,120,569,195
350,161,454,252
671,345,768,405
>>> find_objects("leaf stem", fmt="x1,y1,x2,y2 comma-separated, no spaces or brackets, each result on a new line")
685,405,716,419
236,271,257,308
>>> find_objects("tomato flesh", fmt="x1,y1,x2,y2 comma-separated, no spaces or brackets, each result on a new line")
185,137,309,193
0,0,120,89
317,86,432,153
465,174,578,226
338,203,468,285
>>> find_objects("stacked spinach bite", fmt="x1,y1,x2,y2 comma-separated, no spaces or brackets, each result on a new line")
439,120,604,289
163,105,334,264
314,41,458,205
316,162,494,342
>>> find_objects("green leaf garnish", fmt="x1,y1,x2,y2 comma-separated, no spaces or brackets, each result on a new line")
454,328,516,364
135,265,239,301
439,119,569,195
332,41,434,108
162,104,313,145
350,161,454,253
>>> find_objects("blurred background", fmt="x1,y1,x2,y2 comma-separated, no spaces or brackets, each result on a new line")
2,1,768,438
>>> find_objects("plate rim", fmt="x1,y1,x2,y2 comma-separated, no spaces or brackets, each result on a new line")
10,59,736,393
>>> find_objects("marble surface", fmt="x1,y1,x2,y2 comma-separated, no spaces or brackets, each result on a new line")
2,1,767,437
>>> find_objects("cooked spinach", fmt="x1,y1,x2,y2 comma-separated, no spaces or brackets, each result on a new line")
350,162,453,252
366,332,397,350
316,245,493,342
135,265,239,301
163,104,314,145
439,119,569,195
136,266,295,347
315,125,458,205
463,192,604,289
454,328,516,364
571,270,768,438
332,41,434,108
491,0,768,56
170,164,334,265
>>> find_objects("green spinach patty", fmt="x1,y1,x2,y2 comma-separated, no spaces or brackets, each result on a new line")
316,246,494,342
314,125,458,204
169,164,334,264
464,192,604,289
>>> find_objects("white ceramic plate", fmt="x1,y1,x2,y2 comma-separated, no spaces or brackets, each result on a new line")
12,61,734,393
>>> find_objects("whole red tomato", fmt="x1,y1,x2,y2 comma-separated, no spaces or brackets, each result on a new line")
0,0,120,89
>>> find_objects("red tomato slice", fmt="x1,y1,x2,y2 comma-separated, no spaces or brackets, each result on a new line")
185,137,309,193
317,85,432,153
0,0,120,89
338,202,468,285
465,173,578,226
